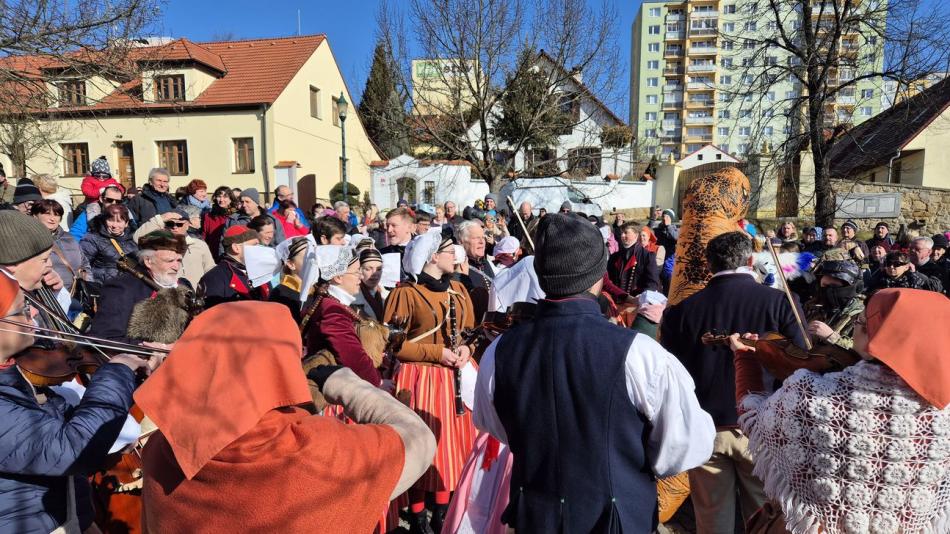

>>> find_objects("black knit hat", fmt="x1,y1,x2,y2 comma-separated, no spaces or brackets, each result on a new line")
533,213,608,297
933,233,949,250
12,178,42,205
0,211,55,265
841,219,858,233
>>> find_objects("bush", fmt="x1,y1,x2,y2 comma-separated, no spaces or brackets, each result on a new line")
329,181,361,205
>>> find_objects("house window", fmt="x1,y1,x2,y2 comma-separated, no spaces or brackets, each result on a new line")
526,147,557,175
332,96,341,126
233,138,255,173
720,75,732,84
892,160,902,184
646,95,658,104
158,140,189,176
57,80,86,106
648,60,660,70
424,181,436,204
861,89,874,98
61,143,89,177
154,75,186,102
718,110,731,119
647,78,659,87
567,147,601,177
718,127,730,136
309,86,322,118
860,106,872,116
738,126,751,136
648,43,660,52
722,22,735,32
649,25,661,35
649,7,661,16
723,4,736,13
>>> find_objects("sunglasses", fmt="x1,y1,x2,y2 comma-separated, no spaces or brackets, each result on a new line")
165,221,187,228
102,197,122,204
885,261,908,268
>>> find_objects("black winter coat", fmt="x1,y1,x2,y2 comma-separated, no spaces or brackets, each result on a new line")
126,184,178,223
79,219,138,283
867,269,943,295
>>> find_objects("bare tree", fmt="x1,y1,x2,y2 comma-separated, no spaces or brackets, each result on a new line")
375,0,625,193
718,0,950,226
0,0,159,175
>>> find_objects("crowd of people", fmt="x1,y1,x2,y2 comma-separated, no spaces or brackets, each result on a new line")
0,161,948,534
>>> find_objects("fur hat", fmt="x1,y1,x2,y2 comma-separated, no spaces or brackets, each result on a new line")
138,230,187,254
221,225,259,248
126,286,191,344
90,156,112,178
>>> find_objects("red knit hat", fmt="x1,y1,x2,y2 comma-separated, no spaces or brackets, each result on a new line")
222,225,259,248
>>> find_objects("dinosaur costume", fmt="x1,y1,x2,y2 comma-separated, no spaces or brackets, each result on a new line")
667,167,752,306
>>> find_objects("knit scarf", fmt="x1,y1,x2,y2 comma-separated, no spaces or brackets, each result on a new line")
741,361,950,534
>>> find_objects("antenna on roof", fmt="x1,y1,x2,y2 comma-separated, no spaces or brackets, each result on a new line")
297,10,301,36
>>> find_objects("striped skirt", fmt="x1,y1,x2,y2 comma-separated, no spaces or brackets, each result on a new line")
395,362,477,492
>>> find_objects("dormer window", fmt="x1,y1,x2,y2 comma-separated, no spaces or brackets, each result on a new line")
57,80,86,106
155,75,186,101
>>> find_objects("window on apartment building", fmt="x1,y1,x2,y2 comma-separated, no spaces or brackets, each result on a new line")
767,21,777,31
722,22,735,32
766,92,775,101
739,109,752,118
309,86,322,118
648,60,660,70
738,126,751,136
158,140,189,176
860,106,872,116
719,93,731,102
718,110,731,119
61,143,89,177
742,58,753,67
57,80,86,107
861,89,874,99
722,41,734,50
423,181,436,204
646,95,658,104
645,112,658,121
744,21,757,31
649,25,661,35
567,147,602,177
763,126,774,136
233,138,255,173
648,43,660,52
649,7,661,16
720,58,733,68
786,90,798,99
742,74,754,84
743,39,755,50
720,75,732,85
647,78,659,87
868,36,877,45
723,4,736,13
721,143,730,153
154,75,186,102
743,94,753,102
784,125,793,134
718,127,730,136
766,56,778,66
332,96,341,126
737,144,749,154
764,108,774,118
645,129,658,138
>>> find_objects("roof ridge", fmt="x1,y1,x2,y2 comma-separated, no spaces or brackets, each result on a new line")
197,34,327,46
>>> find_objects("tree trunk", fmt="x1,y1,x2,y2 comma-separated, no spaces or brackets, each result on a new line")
12,143,27,178
812,149,836,228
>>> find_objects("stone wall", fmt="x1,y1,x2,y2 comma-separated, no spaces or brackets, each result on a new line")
830,179,950,235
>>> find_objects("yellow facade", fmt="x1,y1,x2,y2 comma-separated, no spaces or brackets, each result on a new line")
857,107,950,189
1,36,378,203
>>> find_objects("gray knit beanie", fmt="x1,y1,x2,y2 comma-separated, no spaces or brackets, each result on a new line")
533,213,608,297
0,211,55,265
241,188,261,205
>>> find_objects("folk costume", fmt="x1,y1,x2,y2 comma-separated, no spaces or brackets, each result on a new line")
738,289,950,534
607,226,660,297
245,236,318,324
137,301,435,534
352,248,389,322
384,231,477,532
197,226,270,308
473,214,715,533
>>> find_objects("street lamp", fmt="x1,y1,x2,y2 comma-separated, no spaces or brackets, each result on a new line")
337,91,348,200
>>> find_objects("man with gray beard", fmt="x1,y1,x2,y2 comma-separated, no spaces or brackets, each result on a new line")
88,231,187,343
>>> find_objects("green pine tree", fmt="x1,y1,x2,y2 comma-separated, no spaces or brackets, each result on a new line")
491,52,565,153
358,40,409,159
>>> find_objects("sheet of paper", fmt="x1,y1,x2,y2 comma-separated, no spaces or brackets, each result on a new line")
381,253,402,287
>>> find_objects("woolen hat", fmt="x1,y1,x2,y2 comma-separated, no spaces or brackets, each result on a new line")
662,208,676,220
841,219,858,232
875,221,889,230
533,213,608,297
90,156,112,178
240,188,261,206
12,178,42,205
559,201,572,212
932,234,949,250
0,210,55,265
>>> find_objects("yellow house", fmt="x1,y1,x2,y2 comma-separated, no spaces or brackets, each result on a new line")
829,77,950,188
0,35,380,205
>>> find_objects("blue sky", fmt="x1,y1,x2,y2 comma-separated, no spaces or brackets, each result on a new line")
158,0,637,117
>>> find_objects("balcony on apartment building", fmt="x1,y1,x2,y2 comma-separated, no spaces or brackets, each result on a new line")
687,62,717,73
689,45,718,55
690,10,719,19
665,13,685,23
686,98,714,108
663,83,684,92
662,99,685,110
689,26,718,37
661,134,683,144
662,120,683,131
685,115,714,125
665,29,686,40
664,47,685,58
685,133,714,143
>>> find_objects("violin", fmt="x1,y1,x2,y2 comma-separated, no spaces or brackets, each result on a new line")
701,331,861,380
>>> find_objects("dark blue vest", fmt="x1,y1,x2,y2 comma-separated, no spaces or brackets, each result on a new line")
494,297,657,533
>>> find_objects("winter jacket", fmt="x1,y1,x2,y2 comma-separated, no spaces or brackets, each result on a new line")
80,174,123,204
126,184,178,222
221,211,285,254
132,214,215,288
267,204,310,228
0,363,136,533
202,208,231,262
271,211,310,240
79,218,138,283
185,194,211,213
608,244,660,297
198,256,270,309
86,269,190,343
50,228,92,293
866,270,943,295
654,223,679,257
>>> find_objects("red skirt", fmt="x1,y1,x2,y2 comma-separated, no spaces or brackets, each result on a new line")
395,362,476,492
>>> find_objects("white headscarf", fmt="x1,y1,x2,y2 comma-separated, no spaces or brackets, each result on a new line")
315,245,356,282
403,229,447,277
244,235,320,302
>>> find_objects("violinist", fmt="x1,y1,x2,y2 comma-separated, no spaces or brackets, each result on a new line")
805,250,865,350
0,260,161,533
0,211,65,293
87,231,188,344
659,231,806,534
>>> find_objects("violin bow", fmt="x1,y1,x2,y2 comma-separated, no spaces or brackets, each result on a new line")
506,195,535,251
766,240,813,350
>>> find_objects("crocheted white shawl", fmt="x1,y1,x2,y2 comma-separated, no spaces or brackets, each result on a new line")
741,361,950,534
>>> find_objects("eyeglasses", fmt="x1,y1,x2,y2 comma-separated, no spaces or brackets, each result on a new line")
165,221,187,228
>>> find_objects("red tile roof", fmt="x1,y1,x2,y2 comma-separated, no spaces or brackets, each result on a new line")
0,34,326,112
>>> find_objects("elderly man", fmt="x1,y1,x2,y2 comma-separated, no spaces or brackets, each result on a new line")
910,236,949,295
12,178,42,214
444,201,463,226
457,220,496,321
268,185,310,228
133,208,214,288
865,221,895,251
87,231,188,342
508,201,534,244
0,211,64,292
333,201,360,232
839,219,869,261
223,188,284,250
198,226,267,308
127,168,179,222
